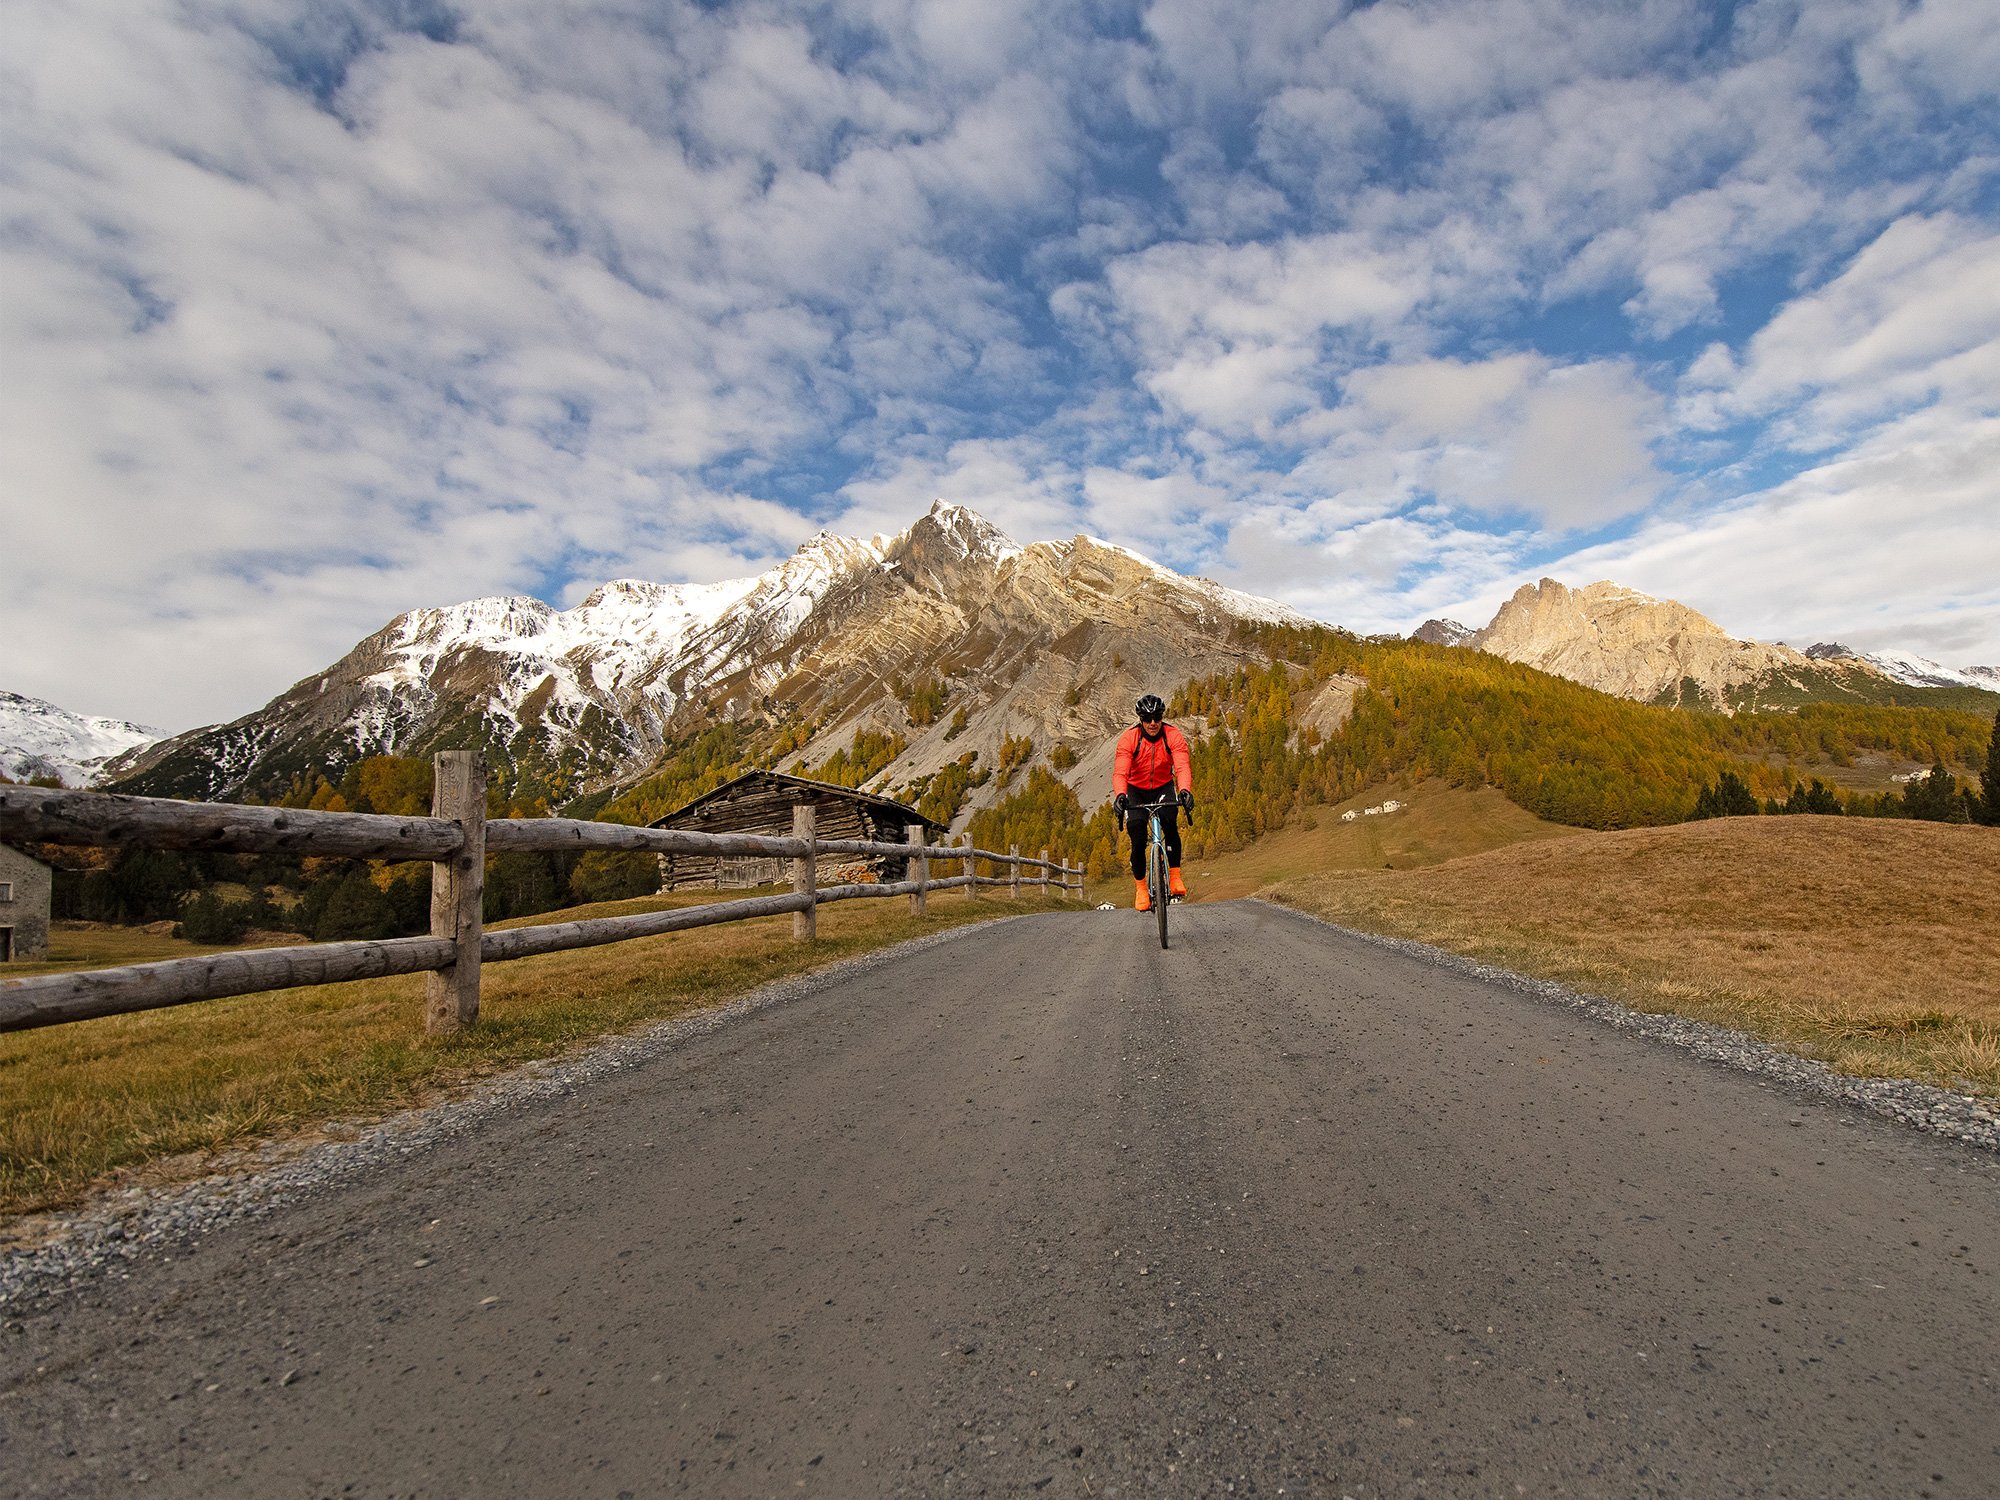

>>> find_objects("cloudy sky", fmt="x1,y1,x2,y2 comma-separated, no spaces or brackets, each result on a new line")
5,0,1997,732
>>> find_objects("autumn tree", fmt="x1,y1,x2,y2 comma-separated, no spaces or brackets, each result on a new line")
1980,708,2000,826
1902,760,1962,822
897,676,949,727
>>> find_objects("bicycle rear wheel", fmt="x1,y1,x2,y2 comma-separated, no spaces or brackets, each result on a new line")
1148,840,1169,949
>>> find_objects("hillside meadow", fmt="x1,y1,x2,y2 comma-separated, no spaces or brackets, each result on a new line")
953,628,1994,887
1187,783,1578,899
1,888,1074,1225
1264,814,2000,1099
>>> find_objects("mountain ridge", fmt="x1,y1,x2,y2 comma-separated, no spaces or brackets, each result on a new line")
1799,642,2000,693
1418,580,1998,712
0,691,162,788
32,518,1993,816
107,502,1310,820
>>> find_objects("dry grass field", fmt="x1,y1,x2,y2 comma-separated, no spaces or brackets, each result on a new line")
1194,783,1578,898
1268,816,2000,1098
8,921,306,978
1,889,1070,1224
1081,781,1576,906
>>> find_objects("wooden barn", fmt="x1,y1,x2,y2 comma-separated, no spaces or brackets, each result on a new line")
650,771,945,893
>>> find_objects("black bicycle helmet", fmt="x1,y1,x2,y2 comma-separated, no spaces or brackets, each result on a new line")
1135,693,1165,722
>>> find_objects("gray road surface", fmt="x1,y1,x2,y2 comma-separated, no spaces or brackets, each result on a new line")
4,900,1997,1498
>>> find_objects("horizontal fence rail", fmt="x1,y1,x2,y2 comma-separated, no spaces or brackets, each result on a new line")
0,754,1083,1034
0,936,459,1032
0,785,463,860
0,787,1068,871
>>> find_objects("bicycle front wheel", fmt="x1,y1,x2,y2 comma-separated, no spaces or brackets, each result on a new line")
1148,842,1169,949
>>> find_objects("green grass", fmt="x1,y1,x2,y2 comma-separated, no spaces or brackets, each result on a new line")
2,887,1072,1224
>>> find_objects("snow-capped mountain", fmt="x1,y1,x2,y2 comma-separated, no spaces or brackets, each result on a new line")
113,502,1312,806
1410,619,1477,648
1,691,162,787
1803,643,2000,692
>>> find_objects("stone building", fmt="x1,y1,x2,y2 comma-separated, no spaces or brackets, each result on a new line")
0,843,53,962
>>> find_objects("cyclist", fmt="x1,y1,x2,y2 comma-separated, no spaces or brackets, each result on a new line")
1111,693,1194,911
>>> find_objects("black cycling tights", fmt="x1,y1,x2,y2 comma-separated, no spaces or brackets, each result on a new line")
1124,796,1182,878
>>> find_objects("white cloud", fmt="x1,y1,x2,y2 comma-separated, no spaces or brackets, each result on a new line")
1,0,1091,728
4,0,1996,733
1089,231,1434,436
1526,406,2000,666
835,438,1085,547
1079,465,1234,565
1695,213,2000,444
1215,504,1537,634
1323,354,1666,530
1855,0,2000,111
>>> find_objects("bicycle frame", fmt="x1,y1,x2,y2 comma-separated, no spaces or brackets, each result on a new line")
1145,802,1172,949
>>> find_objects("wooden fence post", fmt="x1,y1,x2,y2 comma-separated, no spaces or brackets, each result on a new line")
792,800,817,942
962,832,976,900
1039,847,1049,897
908,824,928,917
1009,843,1020,900
426,750,486,1036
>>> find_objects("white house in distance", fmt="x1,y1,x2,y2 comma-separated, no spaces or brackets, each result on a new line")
1340,799,1405,823
0,843,52,962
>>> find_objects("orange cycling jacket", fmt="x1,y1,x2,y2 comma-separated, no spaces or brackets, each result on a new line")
1113,723,1192,796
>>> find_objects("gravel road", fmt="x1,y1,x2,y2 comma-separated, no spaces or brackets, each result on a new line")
4,900,1997,1498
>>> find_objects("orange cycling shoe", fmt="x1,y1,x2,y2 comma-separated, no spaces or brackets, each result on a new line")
1134,878,1152,912
1169,870,1188,900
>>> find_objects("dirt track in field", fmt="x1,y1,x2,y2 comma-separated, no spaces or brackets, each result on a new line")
4,900,1996,1497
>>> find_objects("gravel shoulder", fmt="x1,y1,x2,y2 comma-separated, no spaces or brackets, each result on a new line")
1254,898,2000,1152
4,902,1996,1498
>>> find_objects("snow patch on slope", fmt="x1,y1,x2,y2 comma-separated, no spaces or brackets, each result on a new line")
1804,643,2000,692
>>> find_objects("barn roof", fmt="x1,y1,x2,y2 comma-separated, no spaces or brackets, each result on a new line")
648,770,943,834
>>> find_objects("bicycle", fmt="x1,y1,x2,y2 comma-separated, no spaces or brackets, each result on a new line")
1138,793,1185,951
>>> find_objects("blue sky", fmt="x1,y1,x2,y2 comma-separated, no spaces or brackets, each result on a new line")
4,0,1997,731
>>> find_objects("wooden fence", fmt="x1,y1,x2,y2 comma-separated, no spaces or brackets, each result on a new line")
0,752,1082,1035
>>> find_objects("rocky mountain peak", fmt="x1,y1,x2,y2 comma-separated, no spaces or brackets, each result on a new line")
883,501,1021,591
1429,579,1998,710
919,499,1020,558
1411,618,1476,648
393,595,557,650
1483,579,1731,649
1468,578,1800,707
